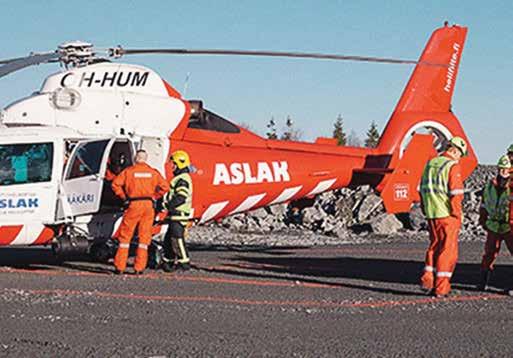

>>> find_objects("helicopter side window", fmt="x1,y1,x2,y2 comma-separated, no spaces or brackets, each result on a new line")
188,108,240,134
67,140,110,180
0,142,53,186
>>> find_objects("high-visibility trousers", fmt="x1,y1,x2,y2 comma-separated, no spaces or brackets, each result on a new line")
481,231,513,271
163,221,190,265
114,201,154,272
420,217,461,295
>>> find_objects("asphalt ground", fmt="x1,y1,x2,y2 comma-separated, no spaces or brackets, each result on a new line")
1,240,513,357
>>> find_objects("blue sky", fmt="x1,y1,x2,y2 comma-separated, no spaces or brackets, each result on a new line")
0,0,511,163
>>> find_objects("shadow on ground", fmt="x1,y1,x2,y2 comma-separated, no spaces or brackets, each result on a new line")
214,255,513,293
1,245,512,293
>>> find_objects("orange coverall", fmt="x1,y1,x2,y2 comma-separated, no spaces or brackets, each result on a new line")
420,153,464,296
112,162,169,273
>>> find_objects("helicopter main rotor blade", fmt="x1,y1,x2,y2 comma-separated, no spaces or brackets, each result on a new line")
0,55,37,65
114,48,439,66
0,52,59,79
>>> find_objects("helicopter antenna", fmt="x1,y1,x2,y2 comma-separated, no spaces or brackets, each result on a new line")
183,72,191,97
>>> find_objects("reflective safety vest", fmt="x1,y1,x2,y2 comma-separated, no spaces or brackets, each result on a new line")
164,172,193,221
420,156,458,219
482,180,510,234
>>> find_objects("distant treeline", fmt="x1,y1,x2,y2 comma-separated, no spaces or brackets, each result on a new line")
240,114,380,148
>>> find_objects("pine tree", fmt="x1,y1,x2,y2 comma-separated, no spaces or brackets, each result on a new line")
364,121,380,148
280,115,302,141
281,116,293,140
332,114,347,146
266,117,278,139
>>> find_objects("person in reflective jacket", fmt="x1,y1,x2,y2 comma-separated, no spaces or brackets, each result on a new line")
161,150,193,272
111,149,169,274
478,155,513,291
419,136,467,298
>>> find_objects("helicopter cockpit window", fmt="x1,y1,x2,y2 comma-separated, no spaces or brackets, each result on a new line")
0,142,53,186
67,140,110,180
188,108,240,134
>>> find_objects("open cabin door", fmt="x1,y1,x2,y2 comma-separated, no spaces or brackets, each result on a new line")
57,138,115,220
139,136,169,175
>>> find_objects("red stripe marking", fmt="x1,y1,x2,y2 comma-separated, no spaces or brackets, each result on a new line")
0,225,23,245
3,288,505,309
218,262,287,270
31,227,55,246
0,267,338,289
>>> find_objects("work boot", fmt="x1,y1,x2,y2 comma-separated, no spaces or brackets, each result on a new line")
161,262,174,273
432,289,451,298
477,270,491,291
162,262,191,273
420,286,433,296
113,269,123,275
177,262,191,271
133,270,145,276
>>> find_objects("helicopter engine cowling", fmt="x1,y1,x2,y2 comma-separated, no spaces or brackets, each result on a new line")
1,63,187,138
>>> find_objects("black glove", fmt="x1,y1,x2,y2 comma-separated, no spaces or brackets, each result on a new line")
155,197,165,212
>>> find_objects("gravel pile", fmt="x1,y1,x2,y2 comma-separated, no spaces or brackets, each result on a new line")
189,165,497,246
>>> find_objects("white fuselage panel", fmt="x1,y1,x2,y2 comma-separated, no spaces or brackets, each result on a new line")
1,63,186,138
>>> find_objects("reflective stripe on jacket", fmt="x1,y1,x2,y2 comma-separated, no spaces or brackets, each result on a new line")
420,156,457,219
164,173,193,220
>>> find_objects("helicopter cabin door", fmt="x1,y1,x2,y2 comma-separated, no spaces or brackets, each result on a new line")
139,136,169,175
57,138,116,219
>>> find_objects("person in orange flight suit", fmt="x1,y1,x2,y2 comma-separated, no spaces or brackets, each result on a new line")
103,153,129,208
105,153,128,181
111,149,169,274
419,137,467,298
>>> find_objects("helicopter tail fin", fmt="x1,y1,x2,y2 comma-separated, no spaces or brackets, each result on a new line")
395,24,467,113
359,24,477,213
378,24,471,156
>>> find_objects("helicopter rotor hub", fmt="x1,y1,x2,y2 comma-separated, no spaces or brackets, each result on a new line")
58,41,96,68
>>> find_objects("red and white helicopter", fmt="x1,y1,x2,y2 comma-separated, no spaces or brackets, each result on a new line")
0,23,477,261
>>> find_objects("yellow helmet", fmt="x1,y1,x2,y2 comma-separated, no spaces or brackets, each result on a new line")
449,136,467,156
497,154,511,169
171,150,190,169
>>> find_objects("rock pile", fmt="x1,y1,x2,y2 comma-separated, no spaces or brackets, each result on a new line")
196,165,497,243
